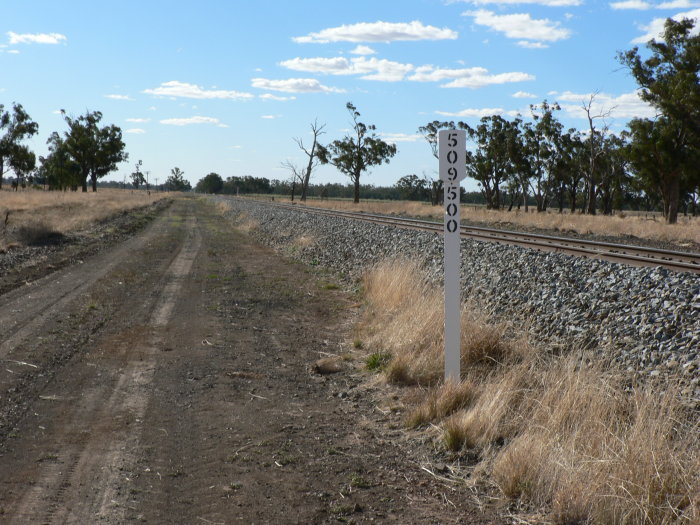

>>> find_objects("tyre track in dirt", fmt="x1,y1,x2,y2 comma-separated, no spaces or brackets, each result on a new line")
0,207,177,361
0,202,201,523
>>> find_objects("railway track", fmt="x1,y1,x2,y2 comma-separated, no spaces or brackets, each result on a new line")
249,199,700,275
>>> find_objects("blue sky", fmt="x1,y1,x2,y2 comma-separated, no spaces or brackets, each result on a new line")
1,0,698,191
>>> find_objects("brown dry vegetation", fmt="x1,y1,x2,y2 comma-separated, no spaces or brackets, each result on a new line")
280,197,700,247
360,258,700,524
0,188,168,248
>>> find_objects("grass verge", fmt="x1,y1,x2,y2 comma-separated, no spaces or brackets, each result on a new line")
0,188,169,248
359,257,700,524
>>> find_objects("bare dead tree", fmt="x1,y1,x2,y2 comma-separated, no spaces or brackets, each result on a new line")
280,159,305,202
293,119,326,202
582,93,614,215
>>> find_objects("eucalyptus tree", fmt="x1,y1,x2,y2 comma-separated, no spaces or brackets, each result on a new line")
8,147,35,189
618,17,700,145
280,159,305,201
618,17,700,222
61,110,128,192
418,120,471,205
0,103,39,190
39,132,80,190
195,172,224,194
317,103,397,204
581,95,613,215
466,115,518,210
598,133,631,215
517,102,563,212
130,160,145,189
293,119,325,202
503,117,532,212
553,130,588,213
627,116,692,223
166,167,190,191
396,173,430,201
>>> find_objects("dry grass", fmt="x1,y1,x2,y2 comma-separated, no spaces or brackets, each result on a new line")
405,380,478,428
360,257,700,524
0,188,167,247
363,258,518,387
293,234,316,249
236,213,260,234
214,199,234,215
487,362,699,524
276,197,700,246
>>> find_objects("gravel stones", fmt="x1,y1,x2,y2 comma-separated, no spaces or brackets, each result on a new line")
220,198,700,397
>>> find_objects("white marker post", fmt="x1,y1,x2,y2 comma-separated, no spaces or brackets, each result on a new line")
439,129,467,383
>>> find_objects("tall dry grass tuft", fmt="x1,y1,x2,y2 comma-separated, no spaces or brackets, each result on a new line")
293,234,316,249
360,256,700,524
363,258,514,387
214,199,233,215
235,212,260,234
405,380,479,428
489,361,700,524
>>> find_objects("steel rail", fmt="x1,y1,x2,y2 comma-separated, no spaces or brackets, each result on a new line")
242,198,700,274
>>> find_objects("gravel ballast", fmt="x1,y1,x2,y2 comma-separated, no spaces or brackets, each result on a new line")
219,197,700,399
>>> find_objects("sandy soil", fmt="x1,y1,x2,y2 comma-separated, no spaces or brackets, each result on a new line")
0,197,504,524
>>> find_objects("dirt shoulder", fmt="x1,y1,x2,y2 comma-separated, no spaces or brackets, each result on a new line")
0,197,503,524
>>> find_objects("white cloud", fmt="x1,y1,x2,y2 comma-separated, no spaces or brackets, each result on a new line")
458,0,581,5
409,65,534,88
144,80,254,100
517,40,550,48
7,31,66,45
610,0,652,9
355,57,414,81
465,10,572,43
125,128,146,134
251,77,346,93
513,90,538,98
280,57,352,74
293,20,458,43
261,115,281,119
378,132,422,143
657,0,700,8
7,49,19,55
436,107,517,117
105,94,132,101
556,91,657,119
126,118,150,123
350,45,377,55
160,116,226,126
280,56,414,81
259,93,297,101
633,8,700,42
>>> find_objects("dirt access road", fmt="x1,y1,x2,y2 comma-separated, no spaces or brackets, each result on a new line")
0,197,501,524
